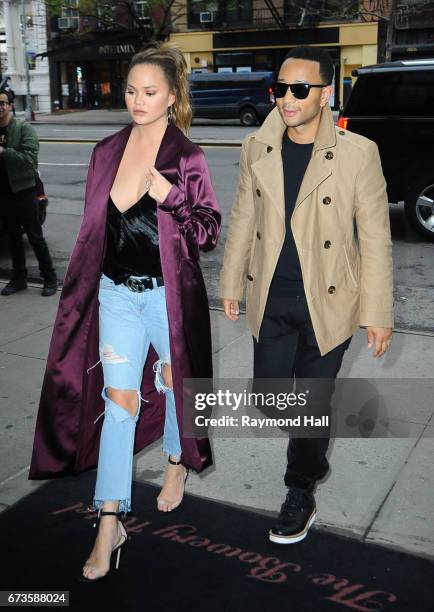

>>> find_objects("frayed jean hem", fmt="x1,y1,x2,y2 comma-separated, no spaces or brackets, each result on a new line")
90,498,131,515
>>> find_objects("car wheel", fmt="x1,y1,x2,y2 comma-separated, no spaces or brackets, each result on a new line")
239,107,258,127
404,175,434,241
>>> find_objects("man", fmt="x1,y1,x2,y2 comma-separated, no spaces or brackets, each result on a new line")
0,89,57,296
219,46,393,544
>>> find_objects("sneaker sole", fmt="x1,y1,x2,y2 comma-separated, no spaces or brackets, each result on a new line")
269,509,317,544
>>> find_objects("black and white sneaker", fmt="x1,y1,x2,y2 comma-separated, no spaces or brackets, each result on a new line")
269,486,317,544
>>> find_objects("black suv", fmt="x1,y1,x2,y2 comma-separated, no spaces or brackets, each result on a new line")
338,59,434,241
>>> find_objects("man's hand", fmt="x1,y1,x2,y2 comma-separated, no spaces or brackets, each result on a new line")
367,326,392,358
0,146,4,155
223,299,240,321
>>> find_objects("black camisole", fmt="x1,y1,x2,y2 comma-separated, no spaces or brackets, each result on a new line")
102,191,162,283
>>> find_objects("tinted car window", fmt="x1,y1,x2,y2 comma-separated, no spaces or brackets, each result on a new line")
189,76,268,90
345,70,434,116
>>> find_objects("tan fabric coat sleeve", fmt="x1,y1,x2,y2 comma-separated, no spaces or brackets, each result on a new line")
355,140,394,328
219,137,256,301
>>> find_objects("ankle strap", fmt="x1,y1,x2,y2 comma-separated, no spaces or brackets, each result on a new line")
168,455,182,465
92,509,125,528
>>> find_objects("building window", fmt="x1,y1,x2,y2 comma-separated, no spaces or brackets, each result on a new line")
223,0,252,24
284,0,359,26
61,0,79,18
188,1,252,28
135,1,151,19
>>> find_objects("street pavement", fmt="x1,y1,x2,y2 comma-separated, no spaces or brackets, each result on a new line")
0,109,433,563
0,281,433,562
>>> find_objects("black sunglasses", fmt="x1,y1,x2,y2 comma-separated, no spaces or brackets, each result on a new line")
272,82,328,100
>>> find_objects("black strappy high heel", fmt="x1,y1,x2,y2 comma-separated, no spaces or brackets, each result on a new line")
157,455,189,512
80,509,127,582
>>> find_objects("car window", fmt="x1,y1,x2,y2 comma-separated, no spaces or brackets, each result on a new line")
345,71,434,116
189,76,267,91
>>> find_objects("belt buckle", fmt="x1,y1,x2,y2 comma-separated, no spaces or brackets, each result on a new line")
126,277,145,292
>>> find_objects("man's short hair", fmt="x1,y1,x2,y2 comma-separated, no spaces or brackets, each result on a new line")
283,46,334,85
0,89,14,104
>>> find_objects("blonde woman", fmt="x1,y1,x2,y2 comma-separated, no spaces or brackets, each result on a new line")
29,43,221,581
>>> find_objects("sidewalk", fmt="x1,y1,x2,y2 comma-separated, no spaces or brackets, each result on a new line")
32,109,130,125
0,280,433,562
31,109,341,126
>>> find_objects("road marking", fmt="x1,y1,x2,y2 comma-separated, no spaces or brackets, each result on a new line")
51,128,116,132
40,139,241,147
39,162,89,166
0,465,31,488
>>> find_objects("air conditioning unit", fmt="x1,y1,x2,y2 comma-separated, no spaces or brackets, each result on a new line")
58,17,70,29
58,16,79,30
200,12,214,23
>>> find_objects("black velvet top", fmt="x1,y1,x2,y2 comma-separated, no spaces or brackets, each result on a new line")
102,191,163,283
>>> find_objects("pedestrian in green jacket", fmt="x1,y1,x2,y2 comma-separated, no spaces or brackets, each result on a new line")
0,88,57,296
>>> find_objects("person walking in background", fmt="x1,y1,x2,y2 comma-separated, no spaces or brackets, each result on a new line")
0,88,57,297
28,43,221,581
220,46,393,545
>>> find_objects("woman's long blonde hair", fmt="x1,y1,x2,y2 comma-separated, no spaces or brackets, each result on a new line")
128,42,192,134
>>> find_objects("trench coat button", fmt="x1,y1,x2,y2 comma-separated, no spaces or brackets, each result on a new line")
256,231,261,239
339,130,345,135
323,196,331,205
247,274,254,281
256,188,261,197
325,151,334,160
328,285,336,294
267,146,273,153
324,240,331,249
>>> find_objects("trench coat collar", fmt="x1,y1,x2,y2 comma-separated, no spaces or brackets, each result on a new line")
253,104,336,152
251,104,336,223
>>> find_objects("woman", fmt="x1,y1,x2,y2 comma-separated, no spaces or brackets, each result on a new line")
28,43,221,581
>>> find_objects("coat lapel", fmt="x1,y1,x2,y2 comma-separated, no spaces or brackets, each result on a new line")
295,105,336,212
251,149,285,221
97,120,184,204
101,123,133,198
251,105,336,218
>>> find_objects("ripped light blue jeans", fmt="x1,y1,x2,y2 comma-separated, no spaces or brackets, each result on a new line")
90,273,182,515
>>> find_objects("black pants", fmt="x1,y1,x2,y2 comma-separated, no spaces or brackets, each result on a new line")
253,293,352,491
2,189,56,281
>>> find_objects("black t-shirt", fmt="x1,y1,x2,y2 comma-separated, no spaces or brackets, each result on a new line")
268,131,314,296
0,125,13,197
103,191,163,282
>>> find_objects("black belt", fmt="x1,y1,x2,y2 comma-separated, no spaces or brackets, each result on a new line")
122,276,164,292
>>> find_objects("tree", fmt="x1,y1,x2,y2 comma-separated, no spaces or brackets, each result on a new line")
45,0,187,42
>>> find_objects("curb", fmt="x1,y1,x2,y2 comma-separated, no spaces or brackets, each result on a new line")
39,137,243,147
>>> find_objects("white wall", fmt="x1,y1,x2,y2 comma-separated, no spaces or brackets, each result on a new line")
3,0,51,113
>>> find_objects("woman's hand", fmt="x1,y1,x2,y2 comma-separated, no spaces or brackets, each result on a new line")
146,167,173,204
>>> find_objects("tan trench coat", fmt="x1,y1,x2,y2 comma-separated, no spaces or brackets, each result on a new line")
219,104,394,356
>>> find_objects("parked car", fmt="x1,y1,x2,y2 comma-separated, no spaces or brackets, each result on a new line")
338,59,434,241
189,71,275,126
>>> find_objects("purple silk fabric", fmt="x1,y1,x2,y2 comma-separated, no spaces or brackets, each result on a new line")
28,122,221,479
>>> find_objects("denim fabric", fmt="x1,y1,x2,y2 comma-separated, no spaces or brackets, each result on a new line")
91,273,182,514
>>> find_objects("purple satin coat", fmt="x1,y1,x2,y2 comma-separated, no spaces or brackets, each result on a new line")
28,121,221,480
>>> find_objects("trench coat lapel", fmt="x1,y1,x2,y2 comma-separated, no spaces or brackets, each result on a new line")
295,105,336,211
251,108,286,222
251,105,336,218
252,149,285,221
